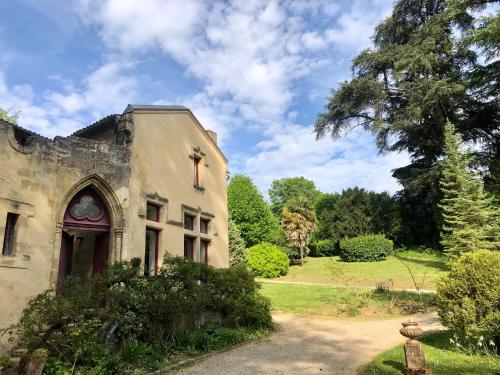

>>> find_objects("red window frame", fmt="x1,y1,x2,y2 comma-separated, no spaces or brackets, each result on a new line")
200,218,209,234
200,239,209,264
184,236,195,260
145,228,159,277
184,214,195,230
2,213,19,256
194,157,201,187
146,203,160,222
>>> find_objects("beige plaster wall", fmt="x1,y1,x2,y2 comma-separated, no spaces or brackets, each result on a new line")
126,110,229,268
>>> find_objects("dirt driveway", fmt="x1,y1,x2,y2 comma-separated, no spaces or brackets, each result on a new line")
174,313,443,375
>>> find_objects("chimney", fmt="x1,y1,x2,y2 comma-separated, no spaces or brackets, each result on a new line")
206,130,218,144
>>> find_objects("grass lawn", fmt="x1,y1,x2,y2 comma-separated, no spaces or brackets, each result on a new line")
358,331,500,375
277,250,448,291
260,282,435,318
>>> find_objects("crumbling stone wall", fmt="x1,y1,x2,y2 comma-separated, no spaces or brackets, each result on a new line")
0,120,131,338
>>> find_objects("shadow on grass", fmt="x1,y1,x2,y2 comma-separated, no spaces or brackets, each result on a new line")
382,360,404,372
393,254,449,272
420,330,454,350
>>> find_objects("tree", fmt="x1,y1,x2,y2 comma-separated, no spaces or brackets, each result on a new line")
314,0,499,247
227,175,283,247
0,107,18,123
439,122,499,256
314,188,398,242
314,193,340,240
281,197,317,266
269,177,321,217
228,217,247,267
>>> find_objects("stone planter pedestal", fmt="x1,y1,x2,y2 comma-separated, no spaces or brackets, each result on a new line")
399,321,432,375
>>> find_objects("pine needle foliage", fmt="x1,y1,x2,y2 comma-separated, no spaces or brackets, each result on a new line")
438,122,499,256
228,217,247,267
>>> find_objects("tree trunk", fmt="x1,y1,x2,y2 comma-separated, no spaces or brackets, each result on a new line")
299,245,304,266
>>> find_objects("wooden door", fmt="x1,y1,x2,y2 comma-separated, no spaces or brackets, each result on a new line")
58,231,74,283
93,233,109,275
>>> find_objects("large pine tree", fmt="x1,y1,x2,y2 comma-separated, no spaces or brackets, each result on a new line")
439,122,499,256
314,0,499,247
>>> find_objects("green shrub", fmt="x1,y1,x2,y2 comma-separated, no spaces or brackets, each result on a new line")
339,234,393,262
4,256,272,374
309,239,337,257
176,324,268,353
247,243,289,278
436,250,500,352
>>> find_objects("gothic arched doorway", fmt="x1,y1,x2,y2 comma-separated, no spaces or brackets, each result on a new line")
57,187,111,283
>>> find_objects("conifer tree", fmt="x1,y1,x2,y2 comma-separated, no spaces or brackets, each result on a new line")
228,217,247,267
439,122,499,256
227,175,283,247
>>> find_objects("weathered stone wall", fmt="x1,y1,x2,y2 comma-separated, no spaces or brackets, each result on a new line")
0,106,230,349
0,121,131,336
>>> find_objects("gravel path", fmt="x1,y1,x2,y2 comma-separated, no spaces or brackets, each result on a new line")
173,313,443,375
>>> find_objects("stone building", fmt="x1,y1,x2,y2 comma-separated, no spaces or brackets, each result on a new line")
0,105,229,331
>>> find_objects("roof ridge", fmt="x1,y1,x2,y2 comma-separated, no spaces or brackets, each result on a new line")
124,104,188,113
71,114,119,136
0,118,49,140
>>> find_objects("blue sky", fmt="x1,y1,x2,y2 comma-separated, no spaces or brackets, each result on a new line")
0,0,410,197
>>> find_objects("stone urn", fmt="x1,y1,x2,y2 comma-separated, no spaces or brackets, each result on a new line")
399,321,431,375
400,321,423,342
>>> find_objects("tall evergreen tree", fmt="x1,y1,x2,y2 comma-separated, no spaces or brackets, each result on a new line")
314,188,398,242
228,217,247,267
314,0,499,247
227,175,283,247
439,122,499,256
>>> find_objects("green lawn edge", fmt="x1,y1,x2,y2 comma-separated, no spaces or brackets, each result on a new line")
357,331,500,375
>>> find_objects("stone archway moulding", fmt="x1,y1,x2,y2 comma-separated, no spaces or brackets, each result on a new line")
49,174,124,284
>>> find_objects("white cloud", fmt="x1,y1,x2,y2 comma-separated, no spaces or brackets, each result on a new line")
45,61,138,118
0,61,138,137
325,0,393,49
2,0,404,195
75,0,404,193
244,126,410,196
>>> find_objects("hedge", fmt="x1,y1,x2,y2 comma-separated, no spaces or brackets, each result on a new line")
339,234,393,262
309,239,337,257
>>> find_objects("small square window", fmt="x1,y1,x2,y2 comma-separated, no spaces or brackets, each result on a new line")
200,218,209,234
184,214,195,230
146,203,160,222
